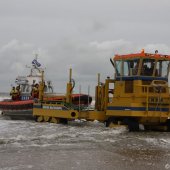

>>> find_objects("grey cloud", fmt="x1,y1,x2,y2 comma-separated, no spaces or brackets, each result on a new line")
1,39,170,94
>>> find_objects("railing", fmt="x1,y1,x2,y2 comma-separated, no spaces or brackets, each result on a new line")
136,84,170,112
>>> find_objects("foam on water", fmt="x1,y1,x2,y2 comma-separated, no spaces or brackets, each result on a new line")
1,119,170,170
138,135,170,149
0,120,128,148
0,110,170,153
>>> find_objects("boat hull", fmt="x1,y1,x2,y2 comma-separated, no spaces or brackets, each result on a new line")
0,100,34,120
2,109,33,120
0,94,92,120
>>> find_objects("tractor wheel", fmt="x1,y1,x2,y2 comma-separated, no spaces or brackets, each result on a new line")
60,118,68,124
44,116,50,122
123,118,139,132
50,117,60,123
36,116,44,122
105,117,118,127
166,119,170,132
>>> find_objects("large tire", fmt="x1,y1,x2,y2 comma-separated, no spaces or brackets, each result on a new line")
166,119,170,132
50,117,59,123
60,118,68,125
105,117,118,127
36,116,44,122
105,120,110,127
123,118,139,132
44,116,50,122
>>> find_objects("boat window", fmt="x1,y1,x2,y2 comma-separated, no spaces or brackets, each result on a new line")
156,60,170,77
141,59,155,76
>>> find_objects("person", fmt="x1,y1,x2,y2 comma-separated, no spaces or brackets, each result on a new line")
10,86,18,101
10,87,15,100
15,85,21,100
144,64,149,75
31,83,39,98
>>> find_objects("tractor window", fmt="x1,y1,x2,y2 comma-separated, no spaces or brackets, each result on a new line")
123,61,129,76
141,59,155,76
123,59,139,76
156,60,169,77
115,60,121,76
116,59,140,77
132,59,140,75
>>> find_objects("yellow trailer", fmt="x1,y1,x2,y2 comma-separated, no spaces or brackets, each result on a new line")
33,68,106,123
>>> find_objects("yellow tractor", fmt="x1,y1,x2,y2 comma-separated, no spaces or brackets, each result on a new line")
33,50,170,131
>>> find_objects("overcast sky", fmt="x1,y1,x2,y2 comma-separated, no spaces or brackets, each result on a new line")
0,0,170,94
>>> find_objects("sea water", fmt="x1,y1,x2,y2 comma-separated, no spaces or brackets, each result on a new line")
0,92,10,101
0,93,170,170
0,93,10,115
0,120,170,170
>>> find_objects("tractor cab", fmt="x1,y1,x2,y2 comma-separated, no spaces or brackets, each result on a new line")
95,50,170,131
112,50,170,96
115,50,170,79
